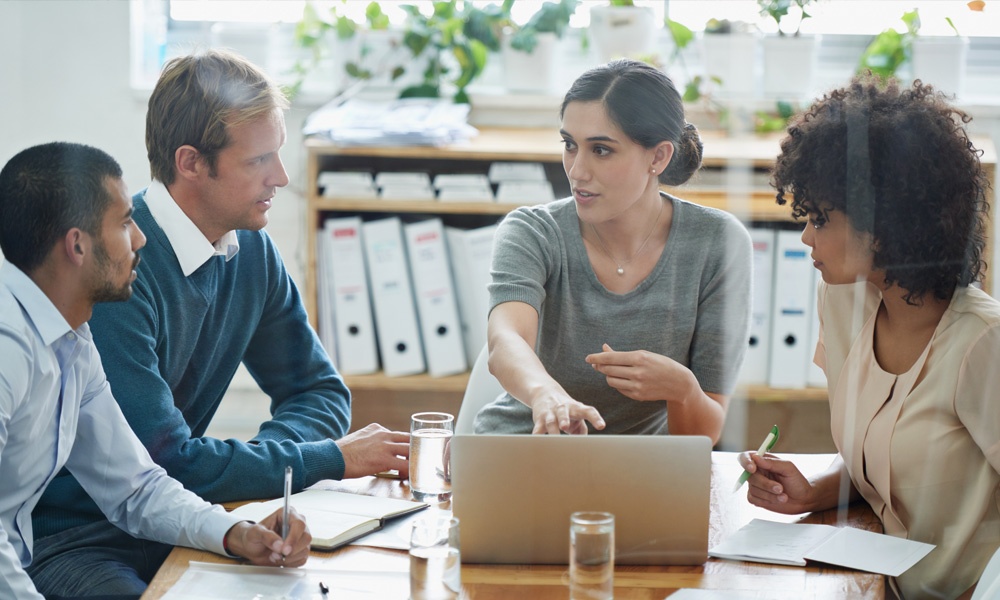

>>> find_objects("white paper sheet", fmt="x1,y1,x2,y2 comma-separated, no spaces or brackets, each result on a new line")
709,519,935,577
161,562,408,600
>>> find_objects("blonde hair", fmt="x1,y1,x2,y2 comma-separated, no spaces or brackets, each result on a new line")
146,49,289,185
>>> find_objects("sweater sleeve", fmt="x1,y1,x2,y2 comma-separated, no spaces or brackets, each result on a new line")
241,235,353,473
82,236,350,504
91,270,349,503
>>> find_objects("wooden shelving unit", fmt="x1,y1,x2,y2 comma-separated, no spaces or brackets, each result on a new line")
302,128,996,433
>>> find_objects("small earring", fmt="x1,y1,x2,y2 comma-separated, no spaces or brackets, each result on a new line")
650,168,657,174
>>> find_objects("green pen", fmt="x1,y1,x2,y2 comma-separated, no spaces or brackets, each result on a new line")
734,425,779,492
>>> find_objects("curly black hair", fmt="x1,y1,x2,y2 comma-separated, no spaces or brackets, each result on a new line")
772,73,990,304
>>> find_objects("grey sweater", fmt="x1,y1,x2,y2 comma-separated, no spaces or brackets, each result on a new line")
474,194,752,435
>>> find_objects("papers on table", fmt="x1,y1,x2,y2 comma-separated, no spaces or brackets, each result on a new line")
304,97,478,147
709,518,935,577
161,562,408,600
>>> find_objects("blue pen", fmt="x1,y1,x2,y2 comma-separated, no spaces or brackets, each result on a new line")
734,425,779,492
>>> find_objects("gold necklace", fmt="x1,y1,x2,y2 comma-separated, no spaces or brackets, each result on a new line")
589,198,664,276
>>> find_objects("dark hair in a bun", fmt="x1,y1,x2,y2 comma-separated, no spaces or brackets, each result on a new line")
561,58,702,186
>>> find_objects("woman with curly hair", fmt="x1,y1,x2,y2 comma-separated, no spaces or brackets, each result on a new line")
739,74,997,599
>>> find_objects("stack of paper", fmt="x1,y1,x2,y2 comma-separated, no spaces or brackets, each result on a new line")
318,171,377,199
376,172,435,201
489,161,554,203
433,173,494,202
303,97,478,147
709,519,934,577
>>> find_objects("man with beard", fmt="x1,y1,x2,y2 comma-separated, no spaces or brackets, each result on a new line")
29,50,407,598
0,142,312,600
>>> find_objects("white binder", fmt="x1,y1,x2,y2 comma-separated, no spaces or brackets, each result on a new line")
767,230,813,389
445,224,498,367
404,219,468,377
316,226,337,361
806,269,827,388
738,228,776,386
362,217,426,377
323,217,379,375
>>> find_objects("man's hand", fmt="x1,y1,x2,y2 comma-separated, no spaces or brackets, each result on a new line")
224,507,311,567
336,423,410,479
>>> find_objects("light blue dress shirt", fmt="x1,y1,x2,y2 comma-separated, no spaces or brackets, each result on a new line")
0,261,242,600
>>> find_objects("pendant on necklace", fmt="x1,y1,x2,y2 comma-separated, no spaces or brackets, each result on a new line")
616,266,625,276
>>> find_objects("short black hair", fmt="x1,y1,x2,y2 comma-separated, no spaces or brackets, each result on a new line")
772,74,989,304
0,142,123,273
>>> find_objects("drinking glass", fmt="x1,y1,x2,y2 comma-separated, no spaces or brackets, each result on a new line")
409,412,454,502
569,511,614,600
409,516,461,600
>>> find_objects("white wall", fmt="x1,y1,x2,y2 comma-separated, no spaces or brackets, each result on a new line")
0,0,311,295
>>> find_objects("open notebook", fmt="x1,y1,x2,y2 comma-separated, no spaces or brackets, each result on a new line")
230,489,428,550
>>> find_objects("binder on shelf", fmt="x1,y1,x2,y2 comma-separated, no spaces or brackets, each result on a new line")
805,268,827,388
316,227,337,362
445,224,498,367
323,217,379,375
404,219,468,377
362,217,426,377
738,228,775,386
767,230,813,389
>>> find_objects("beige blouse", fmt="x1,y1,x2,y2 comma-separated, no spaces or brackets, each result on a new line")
817,281,1000,599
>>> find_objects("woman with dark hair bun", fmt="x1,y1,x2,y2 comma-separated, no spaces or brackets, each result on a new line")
474,59,752,442
740,74,997,599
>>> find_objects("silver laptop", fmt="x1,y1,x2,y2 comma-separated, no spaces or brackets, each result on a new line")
450,434,711,566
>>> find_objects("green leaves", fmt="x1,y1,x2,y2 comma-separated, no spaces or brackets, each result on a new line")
857,9,921,79
666,19,694,50
756,0,816,36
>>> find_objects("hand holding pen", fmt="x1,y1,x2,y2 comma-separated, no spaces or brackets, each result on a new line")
222,466,312,567
222,506,312,567
734,425,779,493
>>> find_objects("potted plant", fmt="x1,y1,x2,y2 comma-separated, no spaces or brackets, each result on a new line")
700,18,759,98
290,1,397,98
857,9,920,80
757,0,821,98
501,0,578,93
396,0,501,103
588,0,657,63
291,1,501,104
910,1,984,96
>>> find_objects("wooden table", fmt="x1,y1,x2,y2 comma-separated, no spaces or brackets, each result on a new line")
142,452,884,599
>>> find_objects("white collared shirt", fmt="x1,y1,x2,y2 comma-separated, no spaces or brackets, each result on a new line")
0,262,240,600
143,180,240,277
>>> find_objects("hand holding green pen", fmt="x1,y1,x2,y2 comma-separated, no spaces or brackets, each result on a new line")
734,425,779,493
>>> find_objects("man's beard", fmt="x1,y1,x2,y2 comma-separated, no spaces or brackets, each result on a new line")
89,242,137,304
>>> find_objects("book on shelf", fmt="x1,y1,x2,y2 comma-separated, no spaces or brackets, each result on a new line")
709,518,934,577
230,489,428,551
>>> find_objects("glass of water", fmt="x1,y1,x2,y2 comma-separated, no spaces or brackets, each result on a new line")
409,412,454,502
410,515,461,600
569,511,614,600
